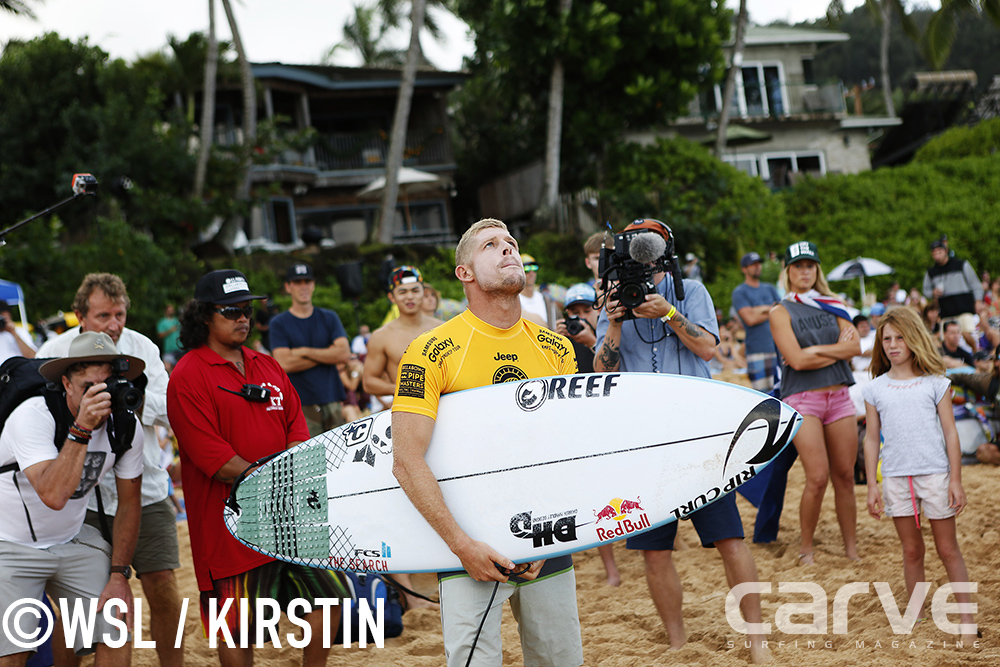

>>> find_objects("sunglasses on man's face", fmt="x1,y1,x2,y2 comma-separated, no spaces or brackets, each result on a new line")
214,305,254,320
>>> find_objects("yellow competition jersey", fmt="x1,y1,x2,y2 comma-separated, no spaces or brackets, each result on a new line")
393,309,578,420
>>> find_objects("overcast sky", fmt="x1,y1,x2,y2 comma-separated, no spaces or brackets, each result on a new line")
0,1,939,71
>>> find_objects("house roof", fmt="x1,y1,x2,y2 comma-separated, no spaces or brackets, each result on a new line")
250,63,467,92
726,25,850,47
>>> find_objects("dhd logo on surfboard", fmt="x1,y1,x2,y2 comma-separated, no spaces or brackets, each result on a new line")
509,509,579,548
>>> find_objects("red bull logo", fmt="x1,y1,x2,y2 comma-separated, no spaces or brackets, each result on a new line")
593,497,650,541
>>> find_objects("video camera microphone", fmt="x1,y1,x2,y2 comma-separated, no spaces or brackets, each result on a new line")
628,232,667,264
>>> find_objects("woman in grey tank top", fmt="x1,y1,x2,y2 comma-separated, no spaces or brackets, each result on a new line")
769,242,861,565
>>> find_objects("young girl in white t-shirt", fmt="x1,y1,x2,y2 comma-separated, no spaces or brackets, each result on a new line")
862,306,976,641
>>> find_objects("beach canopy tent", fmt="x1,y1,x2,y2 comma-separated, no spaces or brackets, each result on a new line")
0,280,28,325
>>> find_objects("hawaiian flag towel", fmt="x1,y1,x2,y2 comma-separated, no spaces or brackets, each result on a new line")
784,289,853,321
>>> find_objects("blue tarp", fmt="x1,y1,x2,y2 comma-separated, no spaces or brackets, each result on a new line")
0,279,28,325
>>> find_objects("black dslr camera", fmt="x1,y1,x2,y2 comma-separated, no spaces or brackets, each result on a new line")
598,224,684,320
105,358,144,411
564,315,584,336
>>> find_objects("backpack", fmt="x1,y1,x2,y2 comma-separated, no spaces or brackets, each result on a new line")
0,356,138,542
334,571,404,646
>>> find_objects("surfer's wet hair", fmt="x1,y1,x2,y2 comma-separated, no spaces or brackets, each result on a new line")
178,298,215,351
455,218,508,267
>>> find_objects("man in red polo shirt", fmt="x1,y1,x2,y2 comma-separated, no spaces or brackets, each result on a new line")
167,269,348,667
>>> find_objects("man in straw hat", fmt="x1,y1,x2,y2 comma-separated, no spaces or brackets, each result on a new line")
0,331,146,666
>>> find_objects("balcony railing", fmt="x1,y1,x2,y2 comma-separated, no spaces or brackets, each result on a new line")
313,127,454,171
693,81,847,121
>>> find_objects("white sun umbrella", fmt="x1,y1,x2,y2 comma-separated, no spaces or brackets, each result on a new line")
825,257,894,303
358,167,449,233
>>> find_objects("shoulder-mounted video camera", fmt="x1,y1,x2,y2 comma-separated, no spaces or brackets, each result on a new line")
598,220,685,320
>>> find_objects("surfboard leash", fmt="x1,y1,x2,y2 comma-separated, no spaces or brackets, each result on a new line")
465,581,500,667
382,574,440,606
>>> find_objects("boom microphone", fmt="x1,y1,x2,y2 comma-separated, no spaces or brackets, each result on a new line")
628,232,667,264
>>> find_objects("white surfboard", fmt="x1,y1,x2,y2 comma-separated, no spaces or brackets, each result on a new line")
224,372,801,573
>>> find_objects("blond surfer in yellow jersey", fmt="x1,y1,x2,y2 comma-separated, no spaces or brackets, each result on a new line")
392,219,583,667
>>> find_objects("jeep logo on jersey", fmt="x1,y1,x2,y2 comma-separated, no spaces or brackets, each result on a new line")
510,510,579,548
493,364,527,384
515,379,548,412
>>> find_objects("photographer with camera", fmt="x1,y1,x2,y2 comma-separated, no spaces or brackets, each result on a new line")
0,331,144,666
594,219,769,664
0,299,37,364
37,273,183,667
168,270,349,667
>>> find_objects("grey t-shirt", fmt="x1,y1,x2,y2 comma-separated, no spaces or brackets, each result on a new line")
862,373,952,477
778,300,854,397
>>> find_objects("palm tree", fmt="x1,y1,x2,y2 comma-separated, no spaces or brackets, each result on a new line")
374,0,427,244
326,3,406,67
715,0,749,158
541,0,572,231
194,0,218,199
214,0,256,253
863,0,918,116
924,0,1000,70
0,1,38,17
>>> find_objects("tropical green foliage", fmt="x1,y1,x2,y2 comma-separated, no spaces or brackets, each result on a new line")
602,138,787,285
777,156,1000,303
453,0,730,191
914,118,1000,161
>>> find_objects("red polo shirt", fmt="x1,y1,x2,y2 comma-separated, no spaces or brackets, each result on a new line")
168,345,309,591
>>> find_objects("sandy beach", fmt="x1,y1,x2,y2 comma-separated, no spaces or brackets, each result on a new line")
99,454,1000,667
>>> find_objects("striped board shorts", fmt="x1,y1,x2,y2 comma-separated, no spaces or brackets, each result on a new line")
746,352,777,392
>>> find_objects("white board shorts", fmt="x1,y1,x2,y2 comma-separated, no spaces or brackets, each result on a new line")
439,566,583,667
0,524,124,657
882,472,957,520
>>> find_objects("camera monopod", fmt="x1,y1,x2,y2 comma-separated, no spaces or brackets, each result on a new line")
0,173,98,247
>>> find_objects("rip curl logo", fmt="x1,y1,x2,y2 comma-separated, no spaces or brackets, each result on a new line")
493,365,527,384
515,379,548,412
263,382,284,411
722,398,799,477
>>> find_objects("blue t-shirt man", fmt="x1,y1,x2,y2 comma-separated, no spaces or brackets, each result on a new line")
732,252,781,392
270,263,351,437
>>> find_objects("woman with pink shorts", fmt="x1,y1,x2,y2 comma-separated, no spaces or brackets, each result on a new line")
769,241,861,564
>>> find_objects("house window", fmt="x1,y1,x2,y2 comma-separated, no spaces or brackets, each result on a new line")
721,155,759,177
734,62,787,118
759,151,826,188
267,197,298,244
802,58,815,86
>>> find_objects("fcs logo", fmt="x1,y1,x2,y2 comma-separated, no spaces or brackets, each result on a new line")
516,379,548,412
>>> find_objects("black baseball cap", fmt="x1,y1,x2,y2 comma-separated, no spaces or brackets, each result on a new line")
740,252,762,268
194,270,266,305
286,263,315,281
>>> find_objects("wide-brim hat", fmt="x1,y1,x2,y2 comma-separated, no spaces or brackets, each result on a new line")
39,331,146,383
194,269,266,305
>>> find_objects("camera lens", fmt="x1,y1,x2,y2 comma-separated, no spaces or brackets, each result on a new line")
565,317,584,336
618,282,647,309
106,376,144,411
